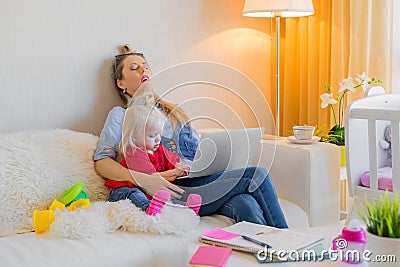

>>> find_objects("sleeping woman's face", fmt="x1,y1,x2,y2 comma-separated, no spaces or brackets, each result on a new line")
117,55,152,97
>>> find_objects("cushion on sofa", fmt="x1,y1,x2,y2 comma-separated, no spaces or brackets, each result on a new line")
0,230,190,267
0,129,109,237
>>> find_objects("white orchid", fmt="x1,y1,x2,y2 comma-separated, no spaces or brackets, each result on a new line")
356,72,371,84
320,93,338,108
320,72,381,143
356,72,372,92
339,77,356,93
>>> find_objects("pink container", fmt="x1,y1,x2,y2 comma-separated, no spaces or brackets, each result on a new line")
333,226,367,264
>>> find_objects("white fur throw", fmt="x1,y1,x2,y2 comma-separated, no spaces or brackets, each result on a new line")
50,199,199,239
0,129,109,237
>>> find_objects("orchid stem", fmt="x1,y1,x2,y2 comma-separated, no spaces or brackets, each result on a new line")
338,92,346,127
330,104,337,126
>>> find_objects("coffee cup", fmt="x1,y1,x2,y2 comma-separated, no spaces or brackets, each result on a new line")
293,126,315,140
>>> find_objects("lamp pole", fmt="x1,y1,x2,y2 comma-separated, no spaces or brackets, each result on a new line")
242,0,314,136
275,15,281,136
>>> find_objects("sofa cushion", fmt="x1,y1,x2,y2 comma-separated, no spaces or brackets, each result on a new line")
0,129,109,237
279,198,308,228
0,230,190,267
0,214,231,267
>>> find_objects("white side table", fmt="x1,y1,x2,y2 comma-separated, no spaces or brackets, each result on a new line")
258,139,341,227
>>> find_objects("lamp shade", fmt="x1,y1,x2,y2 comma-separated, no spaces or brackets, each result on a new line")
243,0,314,17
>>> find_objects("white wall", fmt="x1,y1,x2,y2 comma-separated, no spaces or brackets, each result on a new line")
0,0,272,135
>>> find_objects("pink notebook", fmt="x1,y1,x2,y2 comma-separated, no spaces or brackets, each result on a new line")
189,245,232,267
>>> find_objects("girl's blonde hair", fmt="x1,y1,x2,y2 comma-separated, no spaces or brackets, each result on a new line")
113,43,190,131
120,93,165,157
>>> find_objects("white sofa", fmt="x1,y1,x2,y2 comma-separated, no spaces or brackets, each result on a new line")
0,129,340,267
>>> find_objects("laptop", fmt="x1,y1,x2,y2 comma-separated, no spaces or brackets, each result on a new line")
178,128,264,179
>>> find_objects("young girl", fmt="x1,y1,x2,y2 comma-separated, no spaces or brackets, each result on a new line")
104,94,202,216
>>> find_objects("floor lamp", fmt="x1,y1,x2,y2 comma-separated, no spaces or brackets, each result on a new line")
243,0,314,136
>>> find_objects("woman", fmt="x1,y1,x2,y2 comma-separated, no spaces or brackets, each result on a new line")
94,44,288,228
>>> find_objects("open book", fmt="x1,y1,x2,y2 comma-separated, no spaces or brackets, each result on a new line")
200,221,324,261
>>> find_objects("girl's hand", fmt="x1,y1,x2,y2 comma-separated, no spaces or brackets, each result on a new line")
175,163,190,176
131,172,185,199
158,169,180,182
163,175,178,182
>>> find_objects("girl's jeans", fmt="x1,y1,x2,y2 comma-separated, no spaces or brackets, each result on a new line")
109,187,186,212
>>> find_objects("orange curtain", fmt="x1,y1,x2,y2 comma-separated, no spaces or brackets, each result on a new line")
274,0,350,136
275,0,392,136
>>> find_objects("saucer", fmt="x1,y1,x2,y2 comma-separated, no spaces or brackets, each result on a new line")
287,136,321,144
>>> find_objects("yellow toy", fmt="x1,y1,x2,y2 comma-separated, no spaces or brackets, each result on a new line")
33,182,90,233
67,198,90,212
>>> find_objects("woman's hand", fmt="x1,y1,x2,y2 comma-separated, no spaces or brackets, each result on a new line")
158,162,191,181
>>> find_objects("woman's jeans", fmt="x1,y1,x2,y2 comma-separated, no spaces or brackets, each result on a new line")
174,166,288,228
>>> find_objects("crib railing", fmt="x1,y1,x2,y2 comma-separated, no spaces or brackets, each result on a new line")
346,94,400,201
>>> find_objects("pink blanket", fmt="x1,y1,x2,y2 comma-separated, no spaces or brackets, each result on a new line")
360,166,393,192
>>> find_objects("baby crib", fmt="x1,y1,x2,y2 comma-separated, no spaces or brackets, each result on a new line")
345,91,400,222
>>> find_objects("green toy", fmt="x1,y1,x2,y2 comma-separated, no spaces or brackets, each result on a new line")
59,182,88,205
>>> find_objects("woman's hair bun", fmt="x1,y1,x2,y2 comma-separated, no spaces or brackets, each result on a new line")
121,43,135,54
